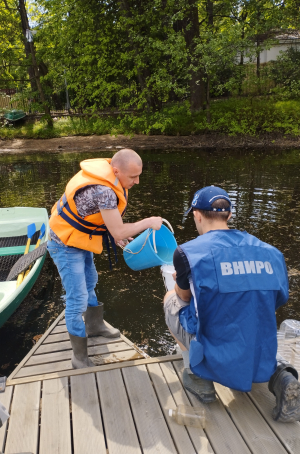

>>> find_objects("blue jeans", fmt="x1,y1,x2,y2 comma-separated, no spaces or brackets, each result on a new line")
47,240,98,337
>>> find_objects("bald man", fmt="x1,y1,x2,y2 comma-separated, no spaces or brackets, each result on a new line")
48,150,162,369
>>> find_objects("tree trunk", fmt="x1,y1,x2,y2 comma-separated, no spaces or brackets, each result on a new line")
183,0,205,112
205,0,213,120
206,0,213,26
120,0,159,110
256,39,260,79
18,0,53,126
206,75,211,123
238,28,245,95
256,38,261,95
18,0,36,92
238,11,247,96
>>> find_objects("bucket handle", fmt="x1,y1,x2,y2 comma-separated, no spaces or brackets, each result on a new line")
152,218,174,254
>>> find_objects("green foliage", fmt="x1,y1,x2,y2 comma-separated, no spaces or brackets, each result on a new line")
32,0,190,111
0,0,26,89
270,47,300,99
1,98,300,139
1,0,300,117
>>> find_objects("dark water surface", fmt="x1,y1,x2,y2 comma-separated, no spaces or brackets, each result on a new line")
1,148,300,376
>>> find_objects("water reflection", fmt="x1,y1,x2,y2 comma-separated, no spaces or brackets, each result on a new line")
0,148,300,375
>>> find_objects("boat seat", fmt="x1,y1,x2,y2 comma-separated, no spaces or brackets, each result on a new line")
0,255,23,281
0,231,41,281
0,230,40,248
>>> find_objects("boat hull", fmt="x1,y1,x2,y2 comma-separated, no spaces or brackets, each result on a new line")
0,255,45,328
4,110,26,122
0,207,49,328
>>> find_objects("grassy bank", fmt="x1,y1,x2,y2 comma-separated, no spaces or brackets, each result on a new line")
1,98,300,139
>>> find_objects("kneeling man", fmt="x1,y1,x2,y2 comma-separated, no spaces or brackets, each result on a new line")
164,185,300,422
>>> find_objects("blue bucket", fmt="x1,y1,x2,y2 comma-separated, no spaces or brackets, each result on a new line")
123,219,177,271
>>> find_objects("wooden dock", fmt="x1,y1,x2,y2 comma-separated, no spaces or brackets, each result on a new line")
1,312,300,454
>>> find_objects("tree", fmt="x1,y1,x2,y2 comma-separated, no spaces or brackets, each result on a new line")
0,0,25,88
181,0,206,111
18,0,53,125
2,0,298,117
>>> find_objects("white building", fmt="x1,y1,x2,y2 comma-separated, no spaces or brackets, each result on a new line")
242,32,300,64
260,32,300,63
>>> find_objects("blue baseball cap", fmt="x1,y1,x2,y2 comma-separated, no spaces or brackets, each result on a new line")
185,186,232,215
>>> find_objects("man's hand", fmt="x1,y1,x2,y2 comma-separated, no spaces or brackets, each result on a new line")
116,239,128,247
100,209,163,243
116,238,134,247
149,217,163,230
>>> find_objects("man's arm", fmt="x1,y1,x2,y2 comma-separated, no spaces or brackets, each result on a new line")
173,247,192,302
100,208,162,243
175,282,192,302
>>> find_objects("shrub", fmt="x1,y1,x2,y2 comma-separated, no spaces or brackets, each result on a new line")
1,98,300,139
270,47,300,99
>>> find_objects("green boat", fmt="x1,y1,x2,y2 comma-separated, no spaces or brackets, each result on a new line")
0,207,49,328
4,109,26,122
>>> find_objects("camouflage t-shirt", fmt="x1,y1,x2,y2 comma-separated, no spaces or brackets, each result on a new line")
50,185,117,245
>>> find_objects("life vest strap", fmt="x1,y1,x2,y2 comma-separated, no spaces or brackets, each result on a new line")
121,188,128,217
65,202,106,229
58,202,117,268
56,188,126,268
57,193,67,215
102,230,118,270
59,209,106,236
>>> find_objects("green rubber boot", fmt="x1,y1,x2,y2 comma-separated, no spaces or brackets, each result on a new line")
84,304,120,338
69,333,94,369
183,369,216,403
268,363,300,422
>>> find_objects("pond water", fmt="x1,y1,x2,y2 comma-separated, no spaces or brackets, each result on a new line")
1,148,300,376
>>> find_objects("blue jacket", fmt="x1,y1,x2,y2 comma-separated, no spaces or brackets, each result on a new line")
179,229,289,392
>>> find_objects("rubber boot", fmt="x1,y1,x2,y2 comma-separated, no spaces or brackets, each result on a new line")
84,304,120,338
183,369,217,403
268,363,300,422
69,333,95,369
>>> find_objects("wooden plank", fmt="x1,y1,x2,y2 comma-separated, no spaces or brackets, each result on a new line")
0,385,13,453
36,336,123,354
43,332,70,343
123,365,176,454
71,373,106,454
96,369,141,454
105,321,149,358
51,324,68,334
147,362,197,454
53,318,145,357
8,310,65,380
161,362,214,454
5,381,41,454
36,340,72,354
27,342,133,366
95,349,143,364
215,383,287,454
39,377,72,454
6,354,182,386
173,361,251,454
43,316,145,356
43,331,122,344
14,359,71,379
15,349,144,379
248,382,300,454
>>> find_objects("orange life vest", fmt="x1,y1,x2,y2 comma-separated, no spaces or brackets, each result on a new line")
49,158,128,255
